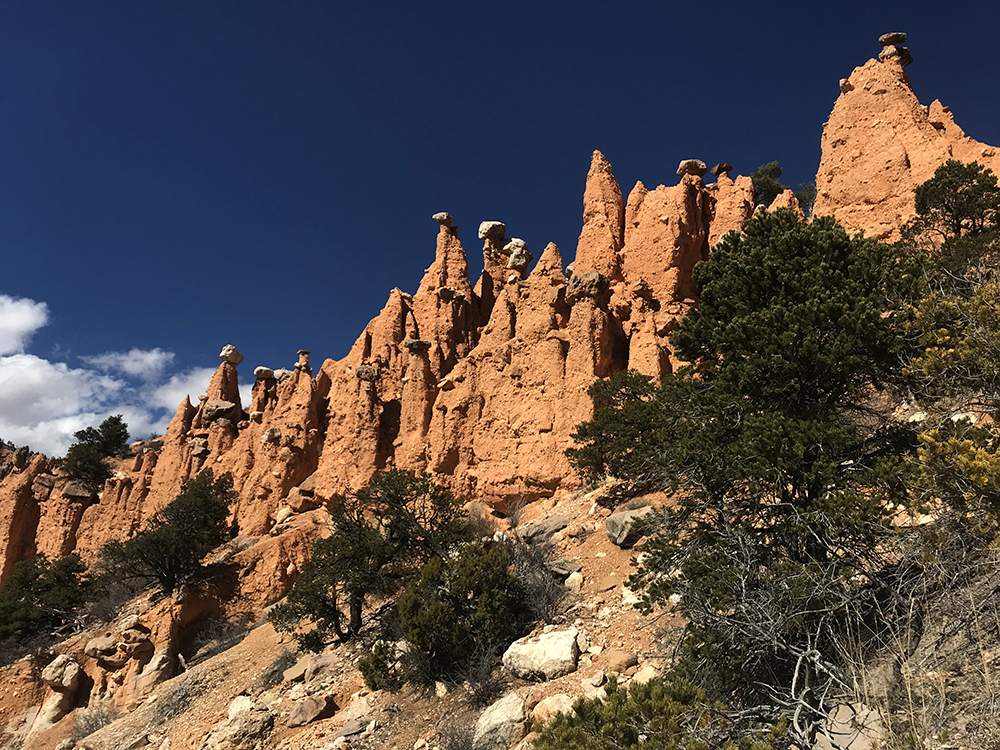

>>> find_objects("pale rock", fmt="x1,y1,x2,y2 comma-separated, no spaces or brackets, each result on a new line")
253,367,274,380
219,345,244,366
288,694,335,727
432,212,454,227
878,32,906,46
565,572,583,593
478,221,506,242
532,694,575,724
473,692,526,750
603,650,637,674
503,628,579,681
631,664,659,685
201,701,274,750
676,159,708,177
41,655,80,692
228,695,256,720
605,506,655,547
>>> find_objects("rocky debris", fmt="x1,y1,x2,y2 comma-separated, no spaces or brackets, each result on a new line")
547,558,582,578
676,159,708,177
479,221,506,242
29,655,81,733
878,32,906,46
219,344,244,366
879,44,912,67
565,272,609,305
632,664,659,684
503,239,533,275
603,650,638,674
283,655,310,683
40,655,79,692
519,515,570,545
605,505,655,547
261,428,282,446
203,400,238,423
201,697,274,750
473,692,526,750
288,694,336,727
432,212,454,227
503,628,579,681
273,368,292,383
296,350,312,374
253,366,274,380
532,693,575,724
62,480,94,499
710,162,733,176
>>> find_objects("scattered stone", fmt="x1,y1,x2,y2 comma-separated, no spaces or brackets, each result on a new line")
283,655,310,683
432,212,454,227
603,650,638,674
253,366,274,380
472,692,526,750
336,718,368,738
710,162,733,176
532,694,575,724
606,506,655,548
201,701,274,750
520,515,570,545
288,695,336,728
261,428,282,445
565,272,610,305
274,507,293,525
839,78,854,93
503,627,579,681
273,368,293,383
478,221,507,242
306,652,341,682
547,558,582,578
632,664,659,685
203,400,237,422
228,695,256,720
565,572,583,593
355,364,379,382
878,32,906,46
41,655,80,692
595,575,621,592
404,339,432,353
219,345,244,365
676,159,708,177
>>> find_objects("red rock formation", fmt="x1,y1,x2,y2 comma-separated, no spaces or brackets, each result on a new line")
815,49,1000,240
574,150,625,281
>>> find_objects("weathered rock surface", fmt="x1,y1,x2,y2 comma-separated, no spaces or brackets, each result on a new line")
532,693,575,724
473,692,526,750
606,505,655,547
201,699,274,750
503,628,579,681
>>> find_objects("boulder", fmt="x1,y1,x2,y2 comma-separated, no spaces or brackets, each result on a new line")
306,652,341,682
62,480,95,499
41,655,80,692
473,692,526,750
878,32,906,46
288,695,336,727
253,367,274,380
676,159,708,177
432,212,454,227
273,368,292,383
219,345,244,366
503,628,579,681
478,221,507,242
202,701,274,750
520,515,570,545
283,655,310,683
85,633,119,660
632,664,659,685
203,400,238,422
565,272,609,305
546,558,582,578
603,650,637,674
710,162,733,176
532,694,575,724
605,506,655,548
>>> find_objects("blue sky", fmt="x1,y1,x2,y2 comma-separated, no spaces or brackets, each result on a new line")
2,1,999,454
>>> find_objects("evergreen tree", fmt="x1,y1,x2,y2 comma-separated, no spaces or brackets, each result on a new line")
568,209,920,741
100,469,235,594
0,554,89,641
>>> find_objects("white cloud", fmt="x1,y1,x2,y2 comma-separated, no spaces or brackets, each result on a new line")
81,348,176,382
0,294,260,456
0,295,49,355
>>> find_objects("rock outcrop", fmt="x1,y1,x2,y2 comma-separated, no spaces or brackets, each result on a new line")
815,35,1000,240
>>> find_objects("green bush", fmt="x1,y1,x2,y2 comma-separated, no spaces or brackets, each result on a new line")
398,543,529,682
62,415,130,493
0,553,88,641
100,469,235,594
534,674,780,750
270,469,466,648
358,641,401,692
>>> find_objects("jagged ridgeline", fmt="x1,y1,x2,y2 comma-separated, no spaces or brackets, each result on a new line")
1,32,999,746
